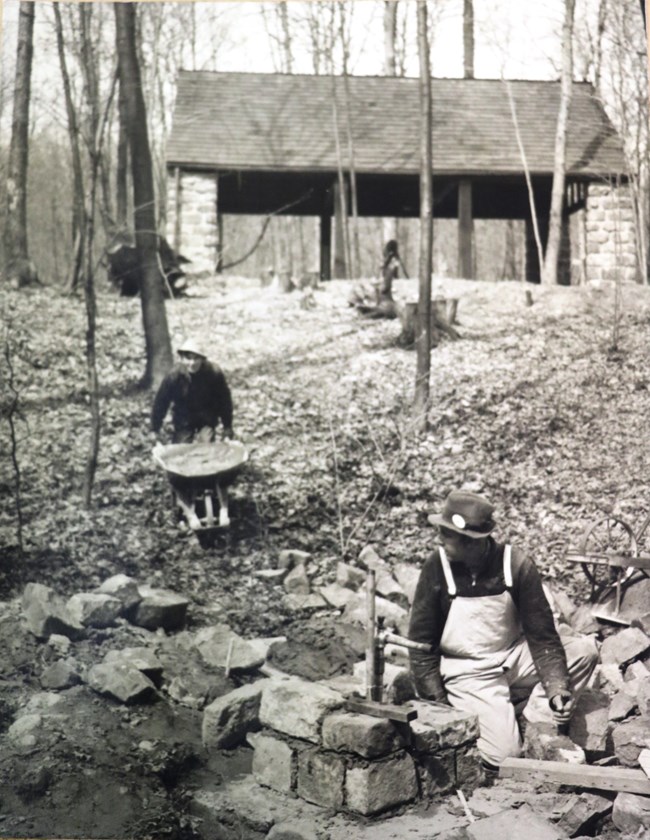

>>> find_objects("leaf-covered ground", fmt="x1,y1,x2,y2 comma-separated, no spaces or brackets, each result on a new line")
2,275,650,630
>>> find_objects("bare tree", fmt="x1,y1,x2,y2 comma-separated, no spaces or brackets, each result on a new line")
114,2,172,388
541,0,576,285
2,1,36,287
414,0,433,430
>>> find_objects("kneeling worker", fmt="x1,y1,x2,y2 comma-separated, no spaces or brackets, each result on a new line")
408,489,597,770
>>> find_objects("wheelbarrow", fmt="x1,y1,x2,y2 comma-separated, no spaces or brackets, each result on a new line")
153,440,248,544
564,511,650,622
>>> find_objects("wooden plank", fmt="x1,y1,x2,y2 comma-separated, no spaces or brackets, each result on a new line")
345,698,418,723
565,552,650,570
499,758,650,796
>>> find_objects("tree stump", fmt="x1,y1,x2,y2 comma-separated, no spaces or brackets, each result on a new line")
397,298,460,348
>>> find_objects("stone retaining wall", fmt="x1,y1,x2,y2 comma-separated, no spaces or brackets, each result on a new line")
246,676,481,817
585,184,638,284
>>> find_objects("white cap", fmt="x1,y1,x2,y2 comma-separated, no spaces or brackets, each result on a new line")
177,338,206,358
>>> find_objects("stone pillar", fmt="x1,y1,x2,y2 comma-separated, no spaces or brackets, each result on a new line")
585,183,638,284
165,170,218,277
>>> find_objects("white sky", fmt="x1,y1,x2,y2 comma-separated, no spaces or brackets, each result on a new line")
1,0,567,83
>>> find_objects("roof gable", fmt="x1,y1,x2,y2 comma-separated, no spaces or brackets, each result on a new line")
166,71,626,178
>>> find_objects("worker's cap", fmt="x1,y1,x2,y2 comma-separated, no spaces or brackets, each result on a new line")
428,490,496,539
177,338,206,359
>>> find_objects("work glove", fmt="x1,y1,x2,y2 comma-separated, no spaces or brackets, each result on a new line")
549,691,574,726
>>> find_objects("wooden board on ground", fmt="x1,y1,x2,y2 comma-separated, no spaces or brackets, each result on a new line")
499,757,650,796
345,698,418,722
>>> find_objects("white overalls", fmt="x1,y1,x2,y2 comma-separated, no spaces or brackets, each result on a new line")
438,546,596,766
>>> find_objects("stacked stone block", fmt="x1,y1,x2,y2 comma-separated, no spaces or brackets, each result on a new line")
585,184,638,284
166,171,218,276
249,676,481,817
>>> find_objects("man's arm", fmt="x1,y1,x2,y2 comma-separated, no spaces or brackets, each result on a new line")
151,373,174,433
213,367,233,435
408,558,448,703
513,550,571,700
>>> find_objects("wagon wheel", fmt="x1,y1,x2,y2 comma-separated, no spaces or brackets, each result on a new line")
579,516,638,602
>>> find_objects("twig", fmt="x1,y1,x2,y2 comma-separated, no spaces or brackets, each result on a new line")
327,411,346,557
224,636,235,677
456,789,475,822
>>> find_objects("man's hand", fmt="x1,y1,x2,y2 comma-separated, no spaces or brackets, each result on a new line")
549,692,574,725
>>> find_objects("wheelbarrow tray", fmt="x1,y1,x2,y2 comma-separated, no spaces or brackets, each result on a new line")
153,441,248,485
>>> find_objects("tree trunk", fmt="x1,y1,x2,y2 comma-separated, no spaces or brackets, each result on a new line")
541,0,576,285
53,3,85,293
3,1,35,286
414,0,433,431
114,2,172,389
463,0,474,79
383,1,400,252
116,77,129,232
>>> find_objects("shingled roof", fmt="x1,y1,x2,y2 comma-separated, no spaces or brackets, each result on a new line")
166,71,627,179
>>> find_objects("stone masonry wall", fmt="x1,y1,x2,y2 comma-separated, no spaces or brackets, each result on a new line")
166,171,218,277
585,184,638,284
246,676,481,817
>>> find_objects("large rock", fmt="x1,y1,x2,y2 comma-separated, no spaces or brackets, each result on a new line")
635,675,650,717
284,564,311,596
318,583,357,610
409,699,479,751
352,659,416,704
259,677,343,742
393,563,421,604
524,722,585,764
555,793,612,836
248,731,296,792
40,659,81,690
104,647,164,686
343,592,409,635
612,716,650,766
466,804,569,840
600,627,650,667
202,681,267,749
130,585,189,631
278,550,311,571
612,792,650,836
335,562,366,590
608,690,637,722
66,593,122,628
321,711,406,758
87,662,156,704
195,624,265,672
297,748,345,809
22,583,84,640
568,689,611,753
345,752,418,816
96,574,141,612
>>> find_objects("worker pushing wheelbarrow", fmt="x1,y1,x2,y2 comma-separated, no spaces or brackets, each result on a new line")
150,337,247,539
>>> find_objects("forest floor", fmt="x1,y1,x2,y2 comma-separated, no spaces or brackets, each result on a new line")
1,273,650,838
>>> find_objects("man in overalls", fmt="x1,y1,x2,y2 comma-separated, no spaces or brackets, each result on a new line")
408,490,598,770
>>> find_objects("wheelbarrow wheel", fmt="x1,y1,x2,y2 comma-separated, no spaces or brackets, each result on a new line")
579,516,638,601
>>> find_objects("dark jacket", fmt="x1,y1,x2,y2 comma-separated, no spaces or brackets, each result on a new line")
408,538,570,703
151,361,233,438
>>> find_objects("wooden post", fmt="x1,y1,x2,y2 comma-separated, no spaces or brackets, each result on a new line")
458,179,474,279
365,569,377,701
320,212,332,281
